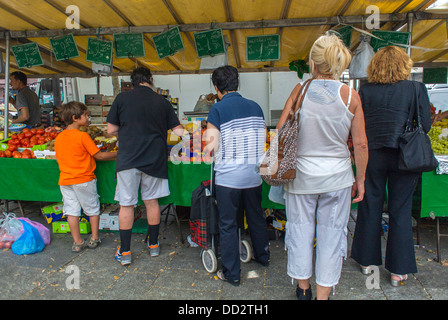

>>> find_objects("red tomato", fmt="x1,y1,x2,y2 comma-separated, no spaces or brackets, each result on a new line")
21,153,31,159
37,138,45,145
24,132,33,138
13,152,22,158
17,133,25,140
0,151,4,158
4,150,12,158
11,134,18,140
11,139,20,145
30,128,37,135
8,145,17,152
22,128,30,133
37,129,44,135
44,137,52,143
50,132,58,139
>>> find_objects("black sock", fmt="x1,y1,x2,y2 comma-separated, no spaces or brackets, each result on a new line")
119,229,132,252
148,224,159,245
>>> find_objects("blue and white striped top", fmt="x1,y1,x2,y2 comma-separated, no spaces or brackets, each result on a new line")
207,92,266,189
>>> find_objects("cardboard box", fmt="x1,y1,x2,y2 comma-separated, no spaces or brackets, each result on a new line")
99,205,142,231
34,150,56,159
42,202,64,224
52,221,91,234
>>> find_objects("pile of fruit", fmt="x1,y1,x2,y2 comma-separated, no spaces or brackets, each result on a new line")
429,119,448,155
0,126,60,159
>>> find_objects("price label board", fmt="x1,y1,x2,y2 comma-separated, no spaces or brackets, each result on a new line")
152,26,184,60
370,30,410,52
86,38,113,66
246,34,280,62
114,33,145,59
423,67,448,84
194,28,226,58
11,42,44,69
50,34,80,61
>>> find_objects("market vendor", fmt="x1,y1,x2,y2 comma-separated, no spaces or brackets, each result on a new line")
9,71,41,128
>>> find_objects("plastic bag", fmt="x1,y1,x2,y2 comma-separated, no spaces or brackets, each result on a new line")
0,213,24,248
349,34,375,79
11,220,45,255
16,217,50,246
268,186,286,205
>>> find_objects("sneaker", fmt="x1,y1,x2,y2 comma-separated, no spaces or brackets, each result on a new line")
115,246,132,266
148,242,160,257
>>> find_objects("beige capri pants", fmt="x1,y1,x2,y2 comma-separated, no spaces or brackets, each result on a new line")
284,186,351,288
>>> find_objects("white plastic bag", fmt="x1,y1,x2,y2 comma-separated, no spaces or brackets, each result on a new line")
349,35,375,79
0,213,24,248
268,186,285,205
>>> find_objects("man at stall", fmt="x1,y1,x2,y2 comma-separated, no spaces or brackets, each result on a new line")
205,65,270,286
9,71,41,128
107,67,184,266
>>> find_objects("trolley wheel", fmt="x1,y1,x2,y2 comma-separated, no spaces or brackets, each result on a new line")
202,249,218,273
240,239,252,263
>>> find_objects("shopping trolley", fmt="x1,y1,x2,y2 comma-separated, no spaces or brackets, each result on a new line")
189,161,252,273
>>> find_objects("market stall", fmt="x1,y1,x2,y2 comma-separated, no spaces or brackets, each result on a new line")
0,158,282,209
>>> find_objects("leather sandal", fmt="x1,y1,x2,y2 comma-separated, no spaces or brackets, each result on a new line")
86,235,101,249
72,240,86,252
391,273,408,287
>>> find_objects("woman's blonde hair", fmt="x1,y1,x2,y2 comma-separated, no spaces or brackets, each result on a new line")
309,32,352,79
367,46,413,84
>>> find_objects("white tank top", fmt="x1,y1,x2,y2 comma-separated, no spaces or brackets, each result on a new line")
284,79,355,194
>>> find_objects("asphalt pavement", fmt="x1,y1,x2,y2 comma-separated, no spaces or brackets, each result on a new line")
1,200,447,303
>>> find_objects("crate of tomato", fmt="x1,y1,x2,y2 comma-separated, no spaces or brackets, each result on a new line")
0,127,60,159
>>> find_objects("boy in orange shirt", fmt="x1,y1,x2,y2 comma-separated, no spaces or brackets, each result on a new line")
55,102,117,252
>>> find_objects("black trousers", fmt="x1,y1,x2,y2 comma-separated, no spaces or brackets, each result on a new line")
351,147,419,274
215,184,270,282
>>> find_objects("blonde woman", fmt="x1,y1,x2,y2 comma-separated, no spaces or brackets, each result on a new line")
351,46,432,287
277,33,368,300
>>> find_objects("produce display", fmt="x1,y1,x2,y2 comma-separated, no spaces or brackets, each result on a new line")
0,127,61,159
171,121,275,162
429,119,448,155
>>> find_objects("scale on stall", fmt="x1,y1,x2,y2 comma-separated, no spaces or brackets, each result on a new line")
182,93,217,122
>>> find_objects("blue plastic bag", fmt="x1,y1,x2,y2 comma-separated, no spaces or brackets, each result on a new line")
11,220,45,255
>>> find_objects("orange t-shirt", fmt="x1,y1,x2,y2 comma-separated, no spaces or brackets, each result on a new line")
54,129,100,186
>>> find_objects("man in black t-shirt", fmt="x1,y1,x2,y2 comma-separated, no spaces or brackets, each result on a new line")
107,67,184,265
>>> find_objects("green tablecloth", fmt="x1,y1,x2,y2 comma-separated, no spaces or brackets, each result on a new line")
0,158,283,209
421,171,448,218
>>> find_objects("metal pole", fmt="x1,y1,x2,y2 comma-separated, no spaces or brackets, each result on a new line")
407,12,414,57
3,32,10,139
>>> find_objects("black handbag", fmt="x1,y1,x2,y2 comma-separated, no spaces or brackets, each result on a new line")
398,82,438,173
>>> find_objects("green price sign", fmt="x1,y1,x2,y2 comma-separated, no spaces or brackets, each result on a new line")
194,28,226,58
370,30,410,52
86,38,113,66
11,42,44,69
246,34,280,62
152,27,185,60
50,33,80,61
114,33,145,59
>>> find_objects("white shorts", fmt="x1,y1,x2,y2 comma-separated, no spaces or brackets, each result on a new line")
284,187,351,287
114,168,170,206
60,179,100,216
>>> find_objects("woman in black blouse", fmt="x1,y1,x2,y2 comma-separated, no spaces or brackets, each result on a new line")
350,46,431,287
